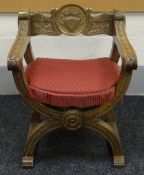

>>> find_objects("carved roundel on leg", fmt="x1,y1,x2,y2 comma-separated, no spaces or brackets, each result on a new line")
56,4,88,35
62,110,83,130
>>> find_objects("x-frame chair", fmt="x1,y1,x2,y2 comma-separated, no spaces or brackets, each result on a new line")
7,4,137,168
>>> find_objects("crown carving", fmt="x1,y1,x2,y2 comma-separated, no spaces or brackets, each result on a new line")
62,9,81,17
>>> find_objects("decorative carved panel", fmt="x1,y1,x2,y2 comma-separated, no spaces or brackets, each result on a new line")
84,12,113,35
29,4,113,36
30,13,60,36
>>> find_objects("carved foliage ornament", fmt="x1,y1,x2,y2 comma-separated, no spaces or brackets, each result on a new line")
30,13,57,36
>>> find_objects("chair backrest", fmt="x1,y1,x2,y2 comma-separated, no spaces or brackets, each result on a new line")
19,4,119,36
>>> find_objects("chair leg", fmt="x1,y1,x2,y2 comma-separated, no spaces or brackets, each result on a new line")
84,117,125,168
22,111,61,169
105,110,117,156
105,110,125,167
22,111,40,168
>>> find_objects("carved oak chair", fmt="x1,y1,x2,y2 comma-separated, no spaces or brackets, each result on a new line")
7,4,137,168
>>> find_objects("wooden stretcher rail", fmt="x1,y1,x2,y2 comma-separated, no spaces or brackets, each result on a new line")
0,0,144,12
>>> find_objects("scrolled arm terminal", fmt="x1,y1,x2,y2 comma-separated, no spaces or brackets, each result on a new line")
114,12,137,71
7,17,30,71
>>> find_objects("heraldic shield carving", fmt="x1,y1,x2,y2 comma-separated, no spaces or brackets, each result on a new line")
56,4,88,35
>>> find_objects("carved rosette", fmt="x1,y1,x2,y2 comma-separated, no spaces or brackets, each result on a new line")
56,4,87,35
62,110,83,130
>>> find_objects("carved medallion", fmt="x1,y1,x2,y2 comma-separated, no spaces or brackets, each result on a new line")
62,110,83,130
56,4,87,35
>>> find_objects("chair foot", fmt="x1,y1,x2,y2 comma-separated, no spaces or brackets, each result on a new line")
113,155,125,168
22,156,34,169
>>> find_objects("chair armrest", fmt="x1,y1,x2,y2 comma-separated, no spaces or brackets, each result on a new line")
7,19,30,71
114,13,137,71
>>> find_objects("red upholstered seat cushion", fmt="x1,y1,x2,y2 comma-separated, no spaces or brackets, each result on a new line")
25,58,120,107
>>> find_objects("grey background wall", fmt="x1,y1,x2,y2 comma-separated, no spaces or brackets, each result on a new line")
0,13,144,95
